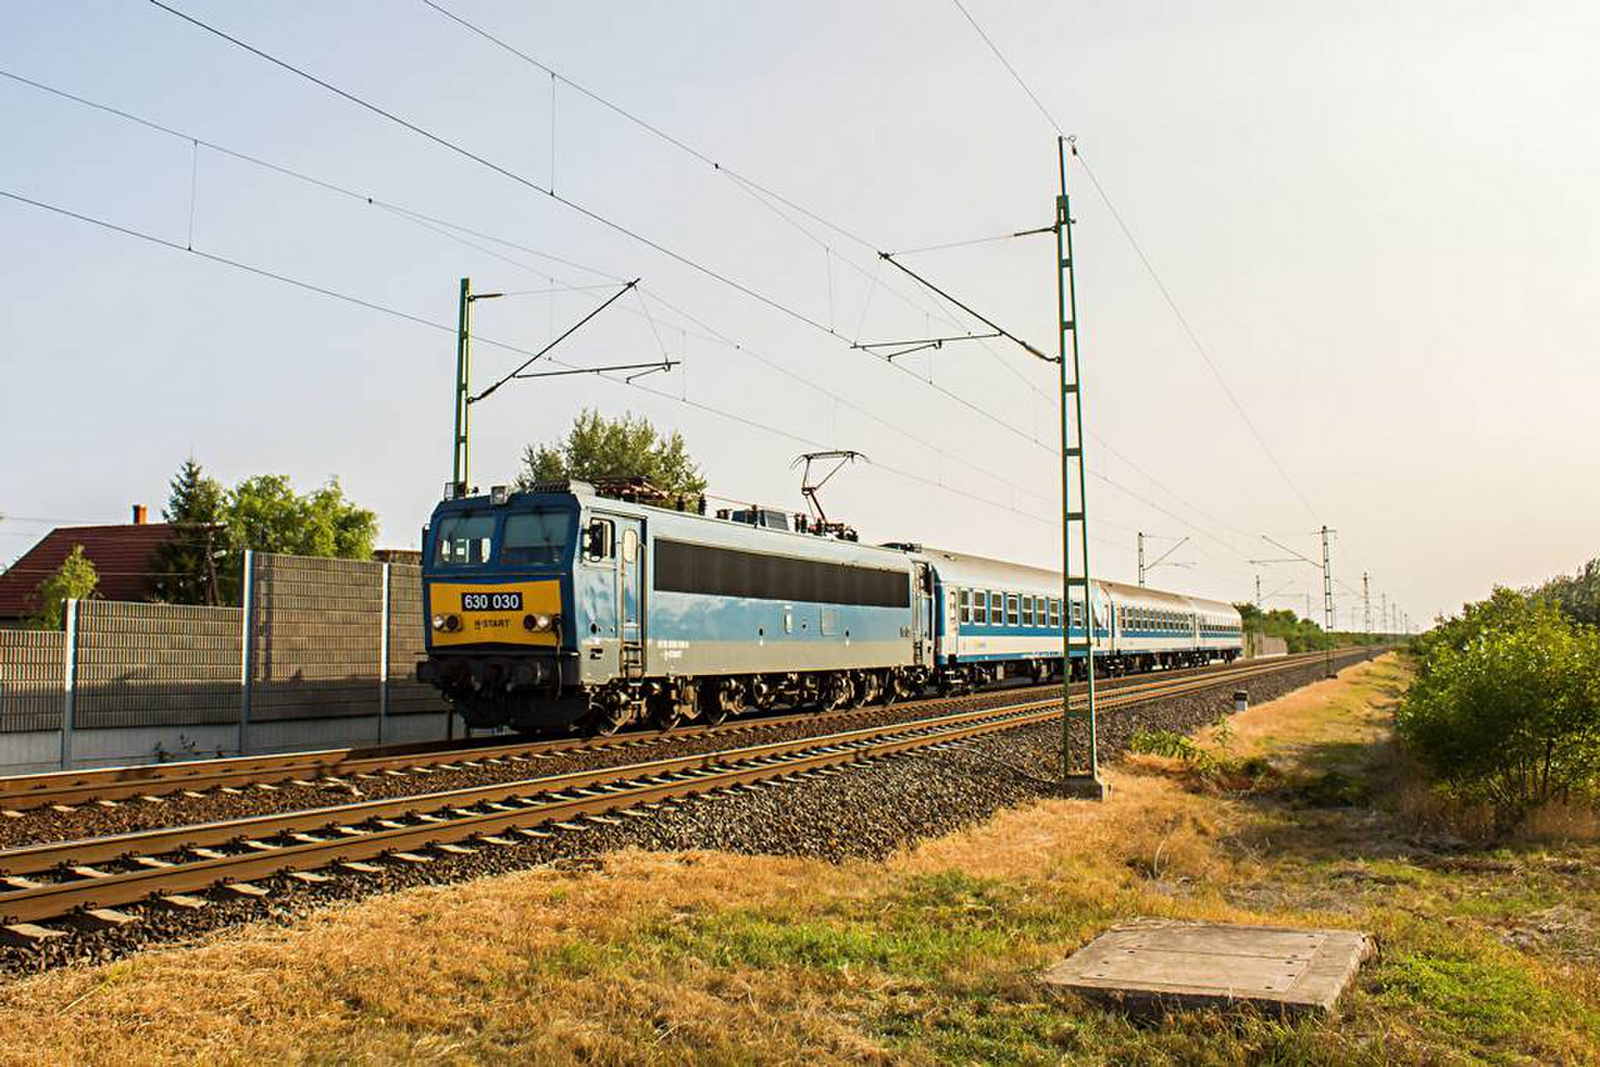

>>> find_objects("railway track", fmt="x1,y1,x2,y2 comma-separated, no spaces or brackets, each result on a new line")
0,650,1364,941
0,654,1328,813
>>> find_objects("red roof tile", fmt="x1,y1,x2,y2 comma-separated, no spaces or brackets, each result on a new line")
0,524,183,619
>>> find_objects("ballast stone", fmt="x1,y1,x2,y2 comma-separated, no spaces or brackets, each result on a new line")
1041,918,1373,1014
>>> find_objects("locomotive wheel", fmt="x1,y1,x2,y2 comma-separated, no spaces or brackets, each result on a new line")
586,694,633,736
843,671,867,708
588,709,627,736
698,680,738,726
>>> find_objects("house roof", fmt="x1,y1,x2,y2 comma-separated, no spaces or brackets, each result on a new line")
0,523,182,619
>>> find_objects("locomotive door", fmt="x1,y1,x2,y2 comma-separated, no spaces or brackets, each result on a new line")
911,562,933,666
617,517,645,679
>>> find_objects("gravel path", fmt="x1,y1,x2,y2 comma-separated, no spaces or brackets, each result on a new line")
0,651,1374,978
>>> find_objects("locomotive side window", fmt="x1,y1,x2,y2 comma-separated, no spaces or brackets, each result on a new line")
652,539,909,607
583,518,616,562
433,513,496,566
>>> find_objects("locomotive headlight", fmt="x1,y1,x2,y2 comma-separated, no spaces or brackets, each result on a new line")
431,614,447,631
523,613,554,632
445,614,461,632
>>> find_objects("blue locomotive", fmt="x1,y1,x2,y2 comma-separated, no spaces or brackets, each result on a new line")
417,481,1242,733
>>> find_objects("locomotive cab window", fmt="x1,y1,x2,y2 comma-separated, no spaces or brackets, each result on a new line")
501,511,569,566
433,513,495,567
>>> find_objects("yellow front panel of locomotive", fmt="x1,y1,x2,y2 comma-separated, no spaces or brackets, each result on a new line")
427,580,562,647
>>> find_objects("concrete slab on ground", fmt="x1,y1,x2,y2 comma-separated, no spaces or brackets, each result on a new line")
1041,918,1373,1014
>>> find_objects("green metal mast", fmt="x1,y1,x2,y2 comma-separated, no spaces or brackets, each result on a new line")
451,276,473,497
1056,136,1104,799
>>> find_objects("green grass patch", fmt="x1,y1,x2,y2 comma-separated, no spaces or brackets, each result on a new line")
1372,945,1600,1052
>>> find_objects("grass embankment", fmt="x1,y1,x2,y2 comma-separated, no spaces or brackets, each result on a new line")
2,655,1598,1064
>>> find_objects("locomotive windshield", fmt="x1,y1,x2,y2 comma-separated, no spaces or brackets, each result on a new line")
431,508,572,567
501,510,569,566
433,513,496,566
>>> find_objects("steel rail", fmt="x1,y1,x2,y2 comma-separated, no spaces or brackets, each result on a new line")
0,704,1061,922
0,650,1369,928
0,654,1330,811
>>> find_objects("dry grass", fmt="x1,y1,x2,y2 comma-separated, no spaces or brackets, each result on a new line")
1,654,1597,1065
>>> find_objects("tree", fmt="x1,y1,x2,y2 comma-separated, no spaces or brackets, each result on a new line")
219,474,378,595
32,544,98,629
150,457,228,606
1397,598,1600,823
1410,587,1541,673
516,409,707,498
1529,559,1600,628
147,458,379,606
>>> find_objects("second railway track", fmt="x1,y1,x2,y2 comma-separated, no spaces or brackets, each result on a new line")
0,651,1367,939
0,654,1327,814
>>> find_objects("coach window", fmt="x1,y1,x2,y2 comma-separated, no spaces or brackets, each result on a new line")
1006,594,1019,626
1021,596,1034,627
1049,598,1060,628
959,588,972,624
990,591,1002,624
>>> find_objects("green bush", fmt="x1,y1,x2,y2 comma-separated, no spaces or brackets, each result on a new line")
1396,597,1600,822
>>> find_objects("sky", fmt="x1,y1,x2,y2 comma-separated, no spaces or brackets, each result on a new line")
2,0,1597,629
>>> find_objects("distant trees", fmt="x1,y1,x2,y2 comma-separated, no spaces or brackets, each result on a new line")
517,409,707,498
1528,558,1600,628
150,458,378,606
32,545,98,629
1235,603,1338,652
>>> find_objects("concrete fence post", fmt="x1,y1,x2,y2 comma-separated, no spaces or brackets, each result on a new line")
60,598,78,770
378,562,390,745
239,549,253,756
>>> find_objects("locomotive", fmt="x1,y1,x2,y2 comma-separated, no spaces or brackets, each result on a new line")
416,480,1243,734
